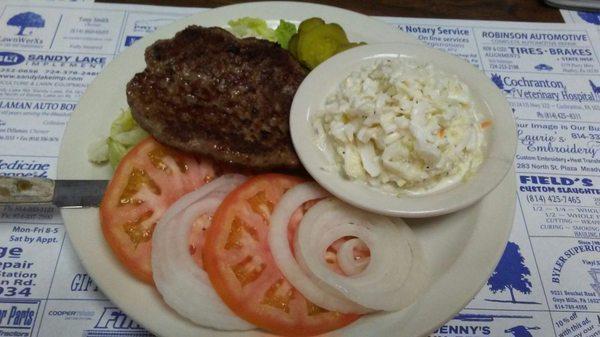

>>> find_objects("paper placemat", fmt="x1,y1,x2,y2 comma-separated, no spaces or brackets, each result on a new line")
1,2,599,336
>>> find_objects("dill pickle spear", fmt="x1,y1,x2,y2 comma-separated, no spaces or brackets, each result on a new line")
298,17,325,34
297,23,350,69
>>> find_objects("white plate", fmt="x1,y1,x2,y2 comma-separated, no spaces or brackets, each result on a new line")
58,2,516,337
290,43,517,217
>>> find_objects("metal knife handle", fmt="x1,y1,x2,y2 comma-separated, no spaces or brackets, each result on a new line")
0,177,55,204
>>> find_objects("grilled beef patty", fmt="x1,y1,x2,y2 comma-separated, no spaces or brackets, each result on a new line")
126,26,307,170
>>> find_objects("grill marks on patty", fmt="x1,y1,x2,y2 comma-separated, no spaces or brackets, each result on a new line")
126,26,307,170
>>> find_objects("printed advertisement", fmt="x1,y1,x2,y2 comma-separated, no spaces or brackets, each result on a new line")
1,2,600,336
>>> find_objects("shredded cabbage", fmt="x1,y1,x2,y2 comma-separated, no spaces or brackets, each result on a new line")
315,59,486,195
228,17,296,49
87,109,148,168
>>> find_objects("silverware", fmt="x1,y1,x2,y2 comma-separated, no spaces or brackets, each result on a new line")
0,177,108,208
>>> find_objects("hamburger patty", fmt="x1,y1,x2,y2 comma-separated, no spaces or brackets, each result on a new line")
126,26,307,170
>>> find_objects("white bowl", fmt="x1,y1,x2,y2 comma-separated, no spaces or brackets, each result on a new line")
290,43,517,218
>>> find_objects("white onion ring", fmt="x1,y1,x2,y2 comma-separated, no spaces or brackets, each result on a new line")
337,238,370,276
269,183,371,314
294,198,430,312
152,174,254,330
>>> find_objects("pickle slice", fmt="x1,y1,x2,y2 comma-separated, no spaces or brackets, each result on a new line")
297,23,350,69
298,17,325,34
291,18,366,69
288,33,299,58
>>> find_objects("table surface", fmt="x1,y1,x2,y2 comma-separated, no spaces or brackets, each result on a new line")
97,0,565,22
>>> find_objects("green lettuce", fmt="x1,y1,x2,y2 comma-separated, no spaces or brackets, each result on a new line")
228,17,276,41
107,138,129,168
274,20,297,49
228,17,296,49
87,109,148,169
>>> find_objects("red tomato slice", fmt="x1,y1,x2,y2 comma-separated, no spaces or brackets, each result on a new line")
203,174,360,336
100,137,215,283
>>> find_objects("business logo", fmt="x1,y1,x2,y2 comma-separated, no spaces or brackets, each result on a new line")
577,11,600,25
0,300,39,336
124,35,142,47
47,310,95,320
534,64,553,71
434,324,490,335
490,74,565,92
552,240,600,285
435,313,542,336
0,159,50,178
505,325,540,337
491,73,512,93
490,74,598,102
0,52,25,66
94,307,144,330
6,12,45,36
435,313,541,337
486,241,540,304
86,307,150,336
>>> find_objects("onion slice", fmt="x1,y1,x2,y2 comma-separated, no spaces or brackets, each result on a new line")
152,174,254,330
337,238,370,276
269,182,371,314
294,198,430,311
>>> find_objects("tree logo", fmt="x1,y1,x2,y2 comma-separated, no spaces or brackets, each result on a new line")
485,241,540,304
7,12,45,36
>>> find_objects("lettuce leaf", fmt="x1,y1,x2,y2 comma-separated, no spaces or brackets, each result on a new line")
228,17,276,41
107,138,129,169
274,20,297,49
87,108,148,169
228,17,297,49
110,108,137,135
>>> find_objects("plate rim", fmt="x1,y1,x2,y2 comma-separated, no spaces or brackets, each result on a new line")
58,2,516,337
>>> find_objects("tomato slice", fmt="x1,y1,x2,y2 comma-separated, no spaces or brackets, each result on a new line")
203,174,360,336
100,137,215,283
